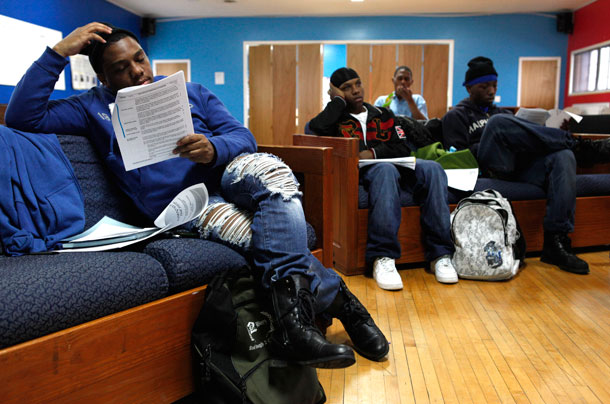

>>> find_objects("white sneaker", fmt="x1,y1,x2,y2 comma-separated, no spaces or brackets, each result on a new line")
373,257,403,290
432,255,458,284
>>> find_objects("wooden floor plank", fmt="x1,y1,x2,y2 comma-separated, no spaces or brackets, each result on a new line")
314,250,609,404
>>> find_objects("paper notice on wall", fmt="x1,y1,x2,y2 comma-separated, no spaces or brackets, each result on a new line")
69,54,98,90
0,15,65,90
110,70,193,171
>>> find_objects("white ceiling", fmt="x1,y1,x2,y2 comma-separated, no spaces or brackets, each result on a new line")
107,0,594,20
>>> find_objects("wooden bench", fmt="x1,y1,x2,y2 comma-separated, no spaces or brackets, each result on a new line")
295,133,610,276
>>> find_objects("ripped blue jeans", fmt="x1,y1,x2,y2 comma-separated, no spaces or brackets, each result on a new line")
194,153,341,313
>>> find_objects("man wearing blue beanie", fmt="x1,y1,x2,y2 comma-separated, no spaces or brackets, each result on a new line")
442,56,610,275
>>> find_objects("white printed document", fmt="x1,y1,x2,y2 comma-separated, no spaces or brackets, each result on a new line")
358,156,416,170
445,168,479,191
515,107,583,128
111,70,193,171
58,183,208,252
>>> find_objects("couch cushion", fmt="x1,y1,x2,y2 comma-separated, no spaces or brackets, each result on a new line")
142,238,249,294
358,174,610,208
0,252,168,349
575,174,610,197
57,134,147,229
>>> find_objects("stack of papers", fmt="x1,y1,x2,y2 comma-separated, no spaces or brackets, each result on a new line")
111,70,193,171
59,183,208,252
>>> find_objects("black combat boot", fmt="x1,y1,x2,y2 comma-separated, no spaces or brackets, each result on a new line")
571,136,610,167
326,280,389,361
269,275,355,368
540,232,589,274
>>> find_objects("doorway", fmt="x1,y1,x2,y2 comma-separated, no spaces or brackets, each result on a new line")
245,40,453,146
518,57,561,109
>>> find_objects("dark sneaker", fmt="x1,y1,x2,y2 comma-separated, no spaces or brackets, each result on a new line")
540,232,589,274
572,136,610,167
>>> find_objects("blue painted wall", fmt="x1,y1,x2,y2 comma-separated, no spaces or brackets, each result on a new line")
0,0,143,102
148,15,569,122
323,44,347,78
1,5,569,122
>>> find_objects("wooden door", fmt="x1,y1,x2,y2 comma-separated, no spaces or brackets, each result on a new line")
371,45,396,105
347,44,371,103
248,44,322,144
153,60,190,81
271,45,297,145
348,43,449,118
519,58,560,110
248,45,273,144
423,44,450,119
398,44,423,95
297,44,323,133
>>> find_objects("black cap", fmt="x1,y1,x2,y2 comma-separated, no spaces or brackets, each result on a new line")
330,67,359,87
463,56,498,86
79,23,139,74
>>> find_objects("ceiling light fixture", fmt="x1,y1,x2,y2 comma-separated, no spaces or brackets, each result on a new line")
351,0,364,2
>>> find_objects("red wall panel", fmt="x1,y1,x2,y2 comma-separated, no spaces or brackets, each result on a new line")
565,0,610,107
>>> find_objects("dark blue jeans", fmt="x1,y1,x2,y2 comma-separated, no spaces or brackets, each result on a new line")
478,114,576,233
359,159,454,264
197,153,341,314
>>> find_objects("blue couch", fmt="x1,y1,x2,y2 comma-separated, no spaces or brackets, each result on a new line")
0,111,333,403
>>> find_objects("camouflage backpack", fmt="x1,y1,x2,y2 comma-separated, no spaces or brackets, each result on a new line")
450,189,526,280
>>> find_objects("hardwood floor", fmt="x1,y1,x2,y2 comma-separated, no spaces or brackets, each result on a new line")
318,250,610,404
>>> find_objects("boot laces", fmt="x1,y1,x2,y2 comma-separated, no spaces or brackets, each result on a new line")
559,233,573,252
341,289,371,327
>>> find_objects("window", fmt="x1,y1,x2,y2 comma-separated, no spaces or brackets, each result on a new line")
571,42,610,94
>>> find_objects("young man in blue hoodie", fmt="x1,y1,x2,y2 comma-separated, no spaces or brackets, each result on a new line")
5,22,389,367
442,56,610,275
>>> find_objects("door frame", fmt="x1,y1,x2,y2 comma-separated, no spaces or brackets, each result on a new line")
243,39,454,128
517,56,561,109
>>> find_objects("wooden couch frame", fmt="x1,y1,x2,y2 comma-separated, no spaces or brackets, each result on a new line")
0,104,334,404
294,134,610,276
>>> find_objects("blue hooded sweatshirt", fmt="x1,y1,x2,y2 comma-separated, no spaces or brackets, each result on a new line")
6,47,257,221
0,126,85,255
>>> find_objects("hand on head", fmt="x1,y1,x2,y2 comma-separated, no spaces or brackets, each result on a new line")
173,134,216,165
328,82,345,100
53,22,112,58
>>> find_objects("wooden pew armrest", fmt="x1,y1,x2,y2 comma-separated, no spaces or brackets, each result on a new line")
258,144,333,267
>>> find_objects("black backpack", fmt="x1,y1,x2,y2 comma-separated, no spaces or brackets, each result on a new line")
394,115,443,149
191,267,326,404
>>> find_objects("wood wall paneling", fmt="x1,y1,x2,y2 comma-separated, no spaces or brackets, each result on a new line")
347,44,371,103
423,44,449,119
297,44,323,133
272,45,297,145
371,45,397,104
154,62,189,80
248,45,273,144
398,44,423,94
520,60,558,109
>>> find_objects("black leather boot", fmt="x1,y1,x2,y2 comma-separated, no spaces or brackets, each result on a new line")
326,280,389,361
571,136,610,167
540,232,589,274
269,275,355,368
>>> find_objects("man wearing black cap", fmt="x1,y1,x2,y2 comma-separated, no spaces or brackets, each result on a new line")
307,67,457,290
6,22,390,368
442,56,610,275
